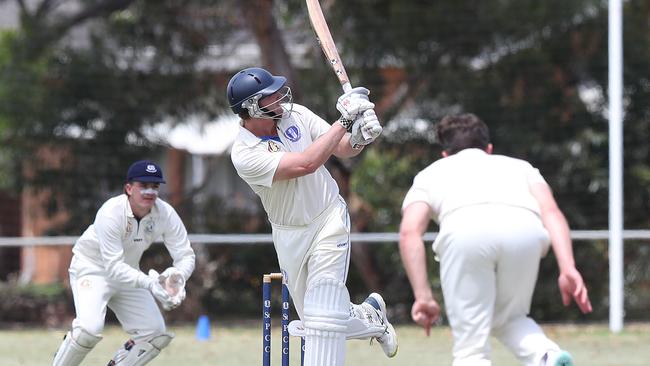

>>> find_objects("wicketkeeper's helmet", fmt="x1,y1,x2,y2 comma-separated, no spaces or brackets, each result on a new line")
226,67,292,119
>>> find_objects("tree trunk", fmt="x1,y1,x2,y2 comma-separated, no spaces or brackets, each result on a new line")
239,0,302,99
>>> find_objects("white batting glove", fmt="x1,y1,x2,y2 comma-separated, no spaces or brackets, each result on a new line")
336,87,375,122
350,109,383,148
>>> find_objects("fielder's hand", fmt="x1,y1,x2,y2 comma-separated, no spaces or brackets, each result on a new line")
350,109,383,148
411,298,441,336
558,267,592,314
336,87,375,122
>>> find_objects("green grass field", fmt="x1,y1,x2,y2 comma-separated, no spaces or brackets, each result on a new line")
2,322,648,365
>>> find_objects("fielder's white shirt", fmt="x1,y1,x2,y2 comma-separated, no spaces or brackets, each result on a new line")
72,194,195,288
402,148,547,223
231,103,340,226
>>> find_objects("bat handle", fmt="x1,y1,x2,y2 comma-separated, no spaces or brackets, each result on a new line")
341,82,374,140
341,82,368,101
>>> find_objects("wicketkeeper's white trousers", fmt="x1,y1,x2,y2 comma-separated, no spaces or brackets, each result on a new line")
68,256,166,341
434,205,561,366
271,196,351,320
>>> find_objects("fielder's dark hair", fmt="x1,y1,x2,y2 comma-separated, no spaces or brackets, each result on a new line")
435,113,490,155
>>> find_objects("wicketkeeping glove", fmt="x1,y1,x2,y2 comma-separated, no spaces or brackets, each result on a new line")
336,87,375,123
160,267,186,302
350,109,383,148
147,270,182,311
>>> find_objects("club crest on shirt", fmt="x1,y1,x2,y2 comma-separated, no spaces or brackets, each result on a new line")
126,221,133,234
268,140,281,152
284,125,301,142
144,221,154,234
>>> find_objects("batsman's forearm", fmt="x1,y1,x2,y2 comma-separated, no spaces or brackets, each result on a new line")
334,134,364,158
277,122,348,180
302,122,348,168
399,233,433,300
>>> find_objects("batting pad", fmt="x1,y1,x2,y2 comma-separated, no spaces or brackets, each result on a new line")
52,327,102,366
302,278,350,366
110,333,173,366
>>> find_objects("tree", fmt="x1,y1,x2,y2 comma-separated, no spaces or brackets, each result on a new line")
312,0,649,319
0,0,236,231
2,0,649,320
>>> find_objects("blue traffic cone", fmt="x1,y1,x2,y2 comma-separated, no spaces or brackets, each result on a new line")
196,315,211,341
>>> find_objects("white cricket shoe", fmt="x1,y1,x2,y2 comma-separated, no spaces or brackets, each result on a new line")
363,293,398,358
545,350,574,366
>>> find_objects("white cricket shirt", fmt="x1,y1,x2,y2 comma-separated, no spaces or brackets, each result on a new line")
402,148,547,223
72,194,195,288
231,103,340,226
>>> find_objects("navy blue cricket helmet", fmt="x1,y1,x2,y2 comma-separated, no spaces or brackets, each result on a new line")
226,67,287,116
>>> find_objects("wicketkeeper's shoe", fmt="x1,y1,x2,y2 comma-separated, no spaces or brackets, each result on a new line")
363,293,398,358
545,350,574,366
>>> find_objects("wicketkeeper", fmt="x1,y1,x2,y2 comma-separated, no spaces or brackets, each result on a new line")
52,160,195,366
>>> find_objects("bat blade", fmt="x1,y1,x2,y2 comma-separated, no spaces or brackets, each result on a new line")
306,0,374,140
305,0,351,92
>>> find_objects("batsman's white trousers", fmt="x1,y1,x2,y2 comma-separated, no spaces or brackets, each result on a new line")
435,205,561,366
68,256,166,341
271,196,351,320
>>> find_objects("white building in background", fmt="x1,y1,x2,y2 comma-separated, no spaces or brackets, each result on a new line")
144,114,263,230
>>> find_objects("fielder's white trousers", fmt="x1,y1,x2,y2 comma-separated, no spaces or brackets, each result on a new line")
435,205,561,366
68,256,166,341
271,196,351,320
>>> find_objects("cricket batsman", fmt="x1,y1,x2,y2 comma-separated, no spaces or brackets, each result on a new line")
227,67,398,366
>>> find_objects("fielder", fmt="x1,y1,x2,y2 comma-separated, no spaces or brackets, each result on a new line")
52,160,195,366
227,67,398,366
399,114,592,366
